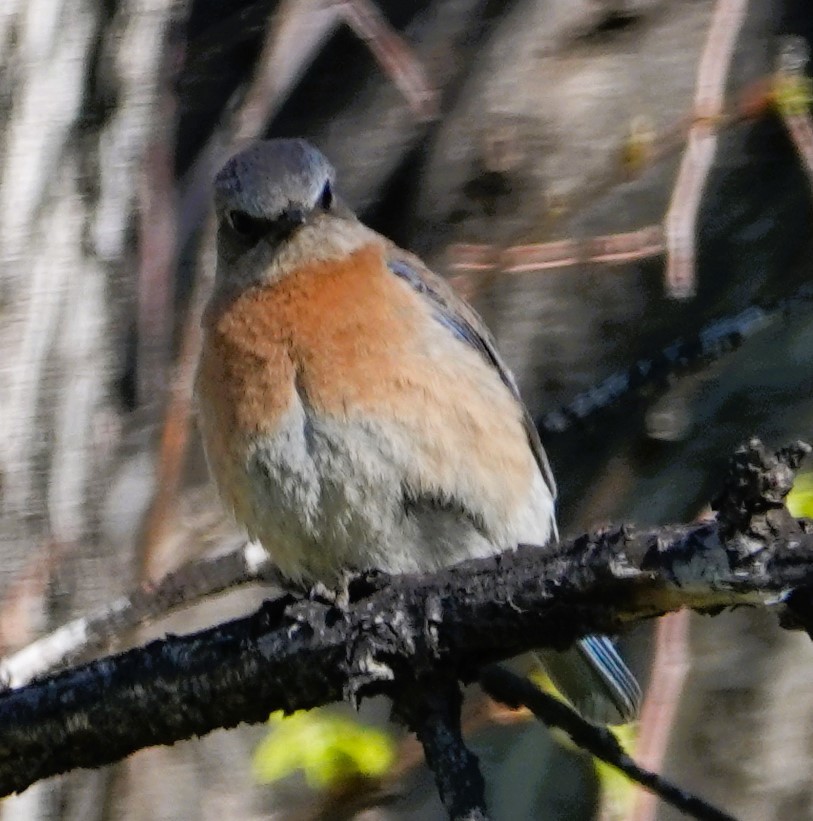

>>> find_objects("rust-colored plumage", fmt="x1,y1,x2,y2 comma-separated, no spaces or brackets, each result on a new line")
198,242,536,535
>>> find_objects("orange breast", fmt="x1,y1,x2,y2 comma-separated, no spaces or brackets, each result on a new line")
197,240,535,532
196,243,416,439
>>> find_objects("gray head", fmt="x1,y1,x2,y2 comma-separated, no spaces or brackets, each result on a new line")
214,139,336,250
207,140,376,311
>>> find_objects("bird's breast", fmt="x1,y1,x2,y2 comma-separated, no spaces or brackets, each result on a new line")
195,242,551,583
195,243,426,576
200,244,419,415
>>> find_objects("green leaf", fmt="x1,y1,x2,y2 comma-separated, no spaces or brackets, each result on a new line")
787,471,813,518
252,710,396,790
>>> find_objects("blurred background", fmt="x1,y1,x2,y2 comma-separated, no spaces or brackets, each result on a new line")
2,0,813,818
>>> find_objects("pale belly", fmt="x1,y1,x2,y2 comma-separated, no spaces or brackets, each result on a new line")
234,399,508,585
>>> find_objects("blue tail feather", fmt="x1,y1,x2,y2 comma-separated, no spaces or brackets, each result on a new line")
535,635,641,725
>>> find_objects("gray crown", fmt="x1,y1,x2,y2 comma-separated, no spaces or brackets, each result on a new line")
214,139,336,220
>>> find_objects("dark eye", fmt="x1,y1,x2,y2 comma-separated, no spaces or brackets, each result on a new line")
320,182,333,210
225,210,271,244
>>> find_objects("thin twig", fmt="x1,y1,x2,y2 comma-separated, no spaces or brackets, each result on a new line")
480,667,738,821
0,539,66,655
538,300,782,433
664,0,749,299
177,0,343,250
0,541,278,689
136,243,210,580
135,84,178,408
627,610,692,821
447,226,665,275
502,227,666,272
337,0,438,121
445,243,499,273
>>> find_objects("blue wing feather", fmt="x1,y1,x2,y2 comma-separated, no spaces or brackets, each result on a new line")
387,255,556,501
388,259,517,395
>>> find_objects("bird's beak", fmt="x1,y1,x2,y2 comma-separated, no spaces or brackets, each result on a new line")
265,208,307,246
280,208,306,229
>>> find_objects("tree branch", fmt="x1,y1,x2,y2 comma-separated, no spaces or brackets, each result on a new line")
0,540,280,689
480,667,736,821
539,285,813,434
393,674,489,821
0,440,811,813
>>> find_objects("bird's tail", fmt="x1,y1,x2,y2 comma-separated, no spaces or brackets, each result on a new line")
535,635,642,725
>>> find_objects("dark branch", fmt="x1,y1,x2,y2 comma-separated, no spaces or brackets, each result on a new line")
539,287,813,434
0,439,811,814
393,675,489,821
480,667,738,821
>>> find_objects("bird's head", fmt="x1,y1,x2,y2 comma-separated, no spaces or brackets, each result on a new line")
210,139,372,300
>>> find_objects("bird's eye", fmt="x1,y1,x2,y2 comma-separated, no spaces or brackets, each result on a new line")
319,181,333,211
225,209,271,243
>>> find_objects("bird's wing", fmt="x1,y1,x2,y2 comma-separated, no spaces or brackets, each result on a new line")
385,248,557,503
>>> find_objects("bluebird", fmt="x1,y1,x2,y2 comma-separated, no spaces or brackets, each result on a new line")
195,138,641,725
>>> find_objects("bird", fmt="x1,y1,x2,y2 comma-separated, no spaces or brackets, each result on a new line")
195,138,641,725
